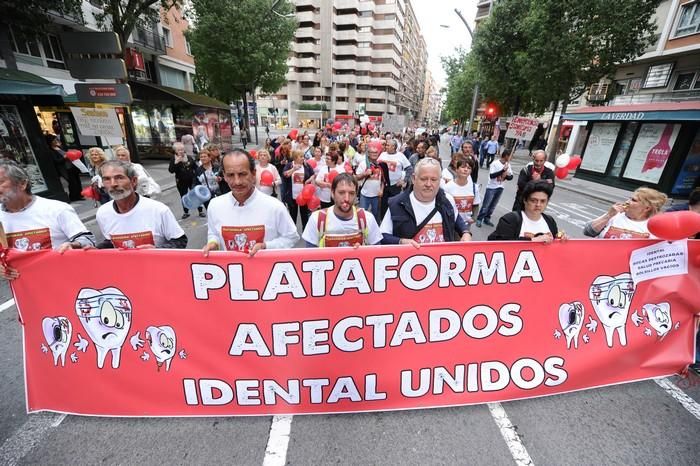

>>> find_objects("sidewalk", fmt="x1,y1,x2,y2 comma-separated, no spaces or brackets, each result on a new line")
510,149,632,206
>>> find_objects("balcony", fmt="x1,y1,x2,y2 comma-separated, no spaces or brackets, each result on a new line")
132,26,165,53
296,11,316,23
334,45,357,55
608,89,700,105
336,30,358,41
294,57,317,68
293,42,317,54
295,27,321,40
335,14,358,26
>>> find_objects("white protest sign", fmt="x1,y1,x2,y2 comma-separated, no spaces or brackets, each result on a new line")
69,107,123,138
505,116,540,141
629,240,688,286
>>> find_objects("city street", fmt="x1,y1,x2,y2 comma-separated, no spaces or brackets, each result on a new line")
0,133,697,465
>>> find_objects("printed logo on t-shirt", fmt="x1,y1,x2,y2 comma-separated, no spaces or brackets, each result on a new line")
453,195,474,214
386,161,398,172
7,228,51,251
604,226,650,239
292,172,304,185
6,228,51,250
222,225,265,252
110,231,155,248
523,231,553,240
414,222,444,244
323,232,363,248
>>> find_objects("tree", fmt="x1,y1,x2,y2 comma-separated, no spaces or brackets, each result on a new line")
471,0,660,156
441,49,477,128
0,0,83,70
187,0,297,137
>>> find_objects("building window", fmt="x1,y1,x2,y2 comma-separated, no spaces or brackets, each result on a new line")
358,26,371,33
674,2,700,37
673,71,697,91
162,27,172,48
9,28,65,69
642,63,674,89
185,38,192,55
358,42,370,48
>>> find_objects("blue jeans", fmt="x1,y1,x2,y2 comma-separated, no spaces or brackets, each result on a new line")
477,187,504,222
360,195,380,223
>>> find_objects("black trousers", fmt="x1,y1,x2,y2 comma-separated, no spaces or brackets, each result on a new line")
287,201,310,230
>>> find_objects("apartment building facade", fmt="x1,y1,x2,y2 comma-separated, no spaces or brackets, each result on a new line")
257,0,427,129
563,0,700,197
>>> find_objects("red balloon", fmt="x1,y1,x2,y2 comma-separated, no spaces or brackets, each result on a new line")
296,194,308,206
66,149,83,161
368,124,375,131
249,149,257,159
260,170,274,187
301,183,316,200
289,129,299,140
333,121,342,130
567,155,582,170
307,195,321,211
307,159,317,169
328,170,339,184
555,167,569,179
81,186,97,200
648,211,700,241
369,141,383,153
344,162,353,173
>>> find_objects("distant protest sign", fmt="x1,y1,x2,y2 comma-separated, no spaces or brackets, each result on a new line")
9,240,700,416
70,106,123,138
505,116,540,141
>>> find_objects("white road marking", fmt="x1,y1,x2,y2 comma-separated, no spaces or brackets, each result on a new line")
655,378,700,421
547,202,593,221
488,402,534,466
0,412,66,465
0,298,15,313
562,202,607,215
262,415,293,466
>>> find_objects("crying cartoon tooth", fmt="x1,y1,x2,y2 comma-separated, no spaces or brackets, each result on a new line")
589,273,635,348
558,302,584,349
41,317,72,366
641,303,672,338
145,325,176,371
74,287,132,369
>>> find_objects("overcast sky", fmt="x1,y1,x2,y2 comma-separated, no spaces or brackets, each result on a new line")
411,0,478,89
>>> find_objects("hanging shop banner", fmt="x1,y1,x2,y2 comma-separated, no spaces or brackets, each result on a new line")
623,123,680,184
69,106,124,139
10,240,700,417
580,123,621,173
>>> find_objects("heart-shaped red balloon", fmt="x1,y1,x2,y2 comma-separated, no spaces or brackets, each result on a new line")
648,211,700,241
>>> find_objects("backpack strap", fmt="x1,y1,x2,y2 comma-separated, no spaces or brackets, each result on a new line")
356,207,368,244
317,208,328,247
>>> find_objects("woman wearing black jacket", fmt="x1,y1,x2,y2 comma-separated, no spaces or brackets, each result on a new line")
488,181,566,242
169,142,203,219
282,149,315,229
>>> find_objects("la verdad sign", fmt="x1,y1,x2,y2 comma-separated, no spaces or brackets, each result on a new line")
10,240,699,416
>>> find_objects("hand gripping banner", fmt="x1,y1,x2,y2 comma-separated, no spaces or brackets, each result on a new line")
9,240,700,416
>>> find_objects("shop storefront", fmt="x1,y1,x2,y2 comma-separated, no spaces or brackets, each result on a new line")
129,81,231,159
562,102,700,197
0,69,73,201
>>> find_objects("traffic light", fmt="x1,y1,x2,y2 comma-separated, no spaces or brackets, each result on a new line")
486,105,496,118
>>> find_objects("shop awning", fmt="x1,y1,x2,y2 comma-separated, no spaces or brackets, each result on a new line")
0,69,65,96
129,80,229,110
562,102,700,122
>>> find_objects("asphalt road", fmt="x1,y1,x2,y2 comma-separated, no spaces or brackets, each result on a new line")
0,133,697,465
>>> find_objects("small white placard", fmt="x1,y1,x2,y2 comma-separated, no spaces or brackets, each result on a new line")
629,240,688,285
69,107,123,138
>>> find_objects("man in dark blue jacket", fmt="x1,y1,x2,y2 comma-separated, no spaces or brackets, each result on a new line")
380,158,472,246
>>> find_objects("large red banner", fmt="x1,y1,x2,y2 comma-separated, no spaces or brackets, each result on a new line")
9,240,700,416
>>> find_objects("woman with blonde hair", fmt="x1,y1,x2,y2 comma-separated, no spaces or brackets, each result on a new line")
584,187,668,239
113,146,161,197
255,149,281,197
87,147,110,204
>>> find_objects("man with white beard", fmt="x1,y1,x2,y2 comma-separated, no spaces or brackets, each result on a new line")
96,160,187,249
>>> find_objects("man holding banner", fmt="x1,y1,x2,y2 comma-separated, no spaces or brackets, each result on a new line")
0,160,95,279
96,161,187,249
381,158,472,246
203,150,299,257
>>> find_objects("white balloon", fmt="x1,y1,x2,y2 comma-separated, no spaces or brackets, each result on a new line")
555,153,571,168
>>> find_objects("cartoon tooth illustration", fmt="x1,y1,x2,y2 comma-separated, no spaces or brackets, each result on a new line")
41,317,72,366
589,273,635,348
641,302,672,338
74,287,132,369
145,325,176,371
558,302,584,349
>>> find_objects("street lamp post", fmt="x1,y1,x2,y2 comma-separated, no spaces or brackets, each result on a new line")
454,8,479,137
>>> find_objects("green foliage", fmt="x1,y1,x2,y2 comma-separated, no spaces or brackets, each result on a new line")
465,0,660,115
441,49,477,122
187,0,297,104
298,103,327,111
94,1,181,47
0,0,84,36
